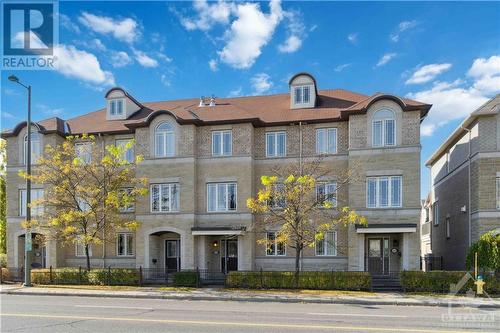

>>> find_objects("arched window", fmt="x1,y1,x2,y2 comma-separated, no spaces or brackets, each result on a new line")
155,122,175,157
372,109,395,147
24,131,41,164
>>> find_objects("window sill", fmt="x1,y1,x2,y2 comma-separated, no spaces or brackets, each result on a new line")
150,211,181,214
116,255,135,258
206,210,238,214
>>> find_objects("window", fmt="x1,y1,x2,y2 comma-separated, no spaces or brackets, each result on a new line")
294,86,311,104
207,183,237,212
316,182,337,207
119,188,135,213
366,176,402,208
316,231,337,256
212,130,232,156
155,122,175,157
433,201,439,226
76,197,91,212
19,189,44,216
151,183,179,212
316,128,337,154
372,109,395,147
24,131,41,164
266,131,286,157
268,183,285,209
75,142,92,164
109,99,124,116
446,217,451,239
497,177,500,209
117,233,134,256
75,242,92,257
115,139,134,163
266,232,286,256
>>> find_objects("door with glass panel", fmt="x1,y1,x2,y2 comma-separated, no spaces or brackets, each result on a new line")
165,240,180,272
367,237,390,275
220,239,238,273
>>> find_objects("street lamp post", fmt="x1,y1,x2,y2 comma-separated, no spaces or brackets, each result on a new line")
8,75,32,287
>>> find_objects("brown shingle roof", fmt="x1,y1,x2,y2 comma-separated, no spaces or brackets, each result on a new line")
2,88,431,137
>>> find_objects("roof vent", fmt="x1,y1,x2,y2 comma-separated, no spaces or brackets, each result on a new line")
199,95,216,107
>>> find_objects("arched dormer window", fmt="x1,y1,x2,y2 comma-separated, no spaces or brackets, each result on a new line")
372,109,395,147
155,122,175,157
24,131,41,164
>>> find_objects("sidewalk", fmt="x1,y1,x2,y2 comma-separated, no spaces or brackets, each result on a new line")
1,284,499,308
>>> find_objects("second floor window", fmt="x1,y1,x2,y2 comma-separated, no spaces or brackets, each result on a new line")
19,189,44,216
115,139,134,163
119,188,135,213
266,232,286,256
433,201,439,226
316,128,337,154
207,183,237,212
497,177,500,209
316,182,337,207
315,231,337,256
372,109,395,147
75,142,92,164
266,131,286,157
24,131,41,164
151,183,179,212
366,176,402,208
268,183,285,209
212,130,232,156
155,122,175,157
109,99,124,116
117,233,134,256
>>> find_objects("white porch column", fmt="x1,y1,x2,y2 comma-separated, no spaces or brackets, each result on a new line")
237,235,244,271
45,239,57,268
180,232,194,269
197,236,208,270
402,233,410,270
357,234,365,271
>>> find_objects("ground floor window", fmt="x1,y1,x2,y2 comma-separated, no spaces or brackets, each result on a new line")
117,233,134,256
75,242,92,257
266,232,286,256
315,231,337,256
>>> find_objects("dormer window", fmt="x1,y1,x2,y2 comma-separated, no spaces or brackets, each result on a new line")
289,72,317,109
294,86,311,104
109,99,124,116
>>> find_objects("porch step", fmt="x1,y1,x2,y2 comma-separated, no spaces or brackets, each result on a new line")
371,274,402,292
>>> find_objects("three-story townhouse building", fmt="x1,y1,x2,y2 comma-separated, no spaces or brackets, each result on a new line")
2,73,431,275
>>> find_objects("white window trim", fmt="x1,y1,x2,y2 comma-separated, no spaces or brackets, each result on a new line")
266,131,287,157
212,130,232,157
433,201,440,226
293,85,312,105
496,177,500,210
75,142,92,164
316,128,337,155
446,217,451,239
108,98,124,116
119,188,135,213
207,183,237,212
316,182,338,208
154,122,176,158
268,183,285,209
23,132,41,165
315,231,337,256
150,183,180,213
265,231,286,256
19,189,44,217
372,110,396,148
116,233,134,257
115,139,135,163
366,176,402,208
75,242,92,257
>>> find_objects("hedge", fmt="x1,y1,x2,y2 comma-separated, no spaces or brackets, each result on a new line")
400,271,500,294
172,271,198,287
226,271,372,291
31,268,139,286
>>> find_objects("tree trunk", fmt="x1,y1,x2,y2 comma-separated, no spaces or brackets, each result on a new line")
85,244,91,271
294,244,301,288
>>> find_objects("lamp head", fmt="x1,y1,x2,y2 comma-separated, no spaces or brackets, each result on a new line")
8,75,19,83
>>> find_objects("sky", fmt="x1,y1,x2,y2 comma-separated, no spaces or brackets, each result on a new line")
1,1,499,198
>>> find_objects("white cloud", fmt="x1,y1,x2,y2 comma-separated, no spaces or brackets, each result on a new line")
133,50,158,68
390,20,418,42
334,63,351,72
278,9,305,54
347,33,358,44
111,51,132,68
228,87,243,97
376,53,397,67
218,1,283,69
407,55,500,136
160,74,171,87
79,12,140,43
54,44,115,86
36,104,65,117
405,63,452,84
251,73,273,95
467,55,500,94
59,14,81,34
209,59,218,71
278,35,302,53
180,0,233,31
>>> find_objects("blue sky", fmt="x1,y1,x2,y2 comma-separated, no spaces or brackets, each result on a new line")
1,1,499,198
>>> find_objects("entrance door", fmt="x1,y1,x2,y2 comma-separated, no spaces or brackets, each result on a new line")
221,239,238,273
165,240,180,272
367,237,390,275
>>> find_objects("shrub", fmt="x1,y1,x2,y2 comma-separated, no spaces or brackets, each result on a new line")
31,268,139,286
400,271,500,294
0,254,7,268
226,271,371,291
87,269,139,286
1,267,10,282
173,271,198,287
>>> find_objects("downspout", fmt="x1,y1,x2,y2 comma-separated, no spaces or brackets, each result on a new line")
461,126,472,247
299,122,303,272
99,133,106,268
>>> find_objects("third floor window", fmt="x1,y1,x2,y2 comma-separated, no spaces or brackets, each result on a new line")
372,109,395,147
24,131,41,164
75,142,92,164
207,183,237,212
366,176,402,208
266,131,286,157
155,122,175,158
316,128,337,154
212,130,232,156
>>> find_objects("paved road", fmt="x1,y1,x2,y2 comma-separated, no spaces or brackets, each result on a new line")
1,294,499,333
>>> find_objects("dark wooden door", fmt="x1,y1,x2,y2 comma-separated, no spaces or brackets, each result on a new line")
221,239,238,272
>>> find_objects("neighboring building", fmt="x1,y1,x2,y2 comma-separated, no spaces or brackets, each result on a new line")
425,95,500,270
2,73,430,275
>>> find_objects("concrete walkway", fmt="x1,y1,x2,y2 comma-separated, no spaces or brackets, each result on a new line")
1,284,499,308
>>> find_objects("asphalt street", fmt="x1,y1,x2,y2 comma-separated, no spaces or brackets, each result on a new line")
1,294,499,333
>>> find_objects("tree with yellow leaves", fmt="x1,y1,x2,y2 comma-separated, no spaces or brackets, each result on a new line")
247,159,366,285
21,135,147,270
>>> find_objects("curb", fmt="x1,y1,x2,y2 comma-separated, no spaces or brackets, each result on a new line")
2,289,499,308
